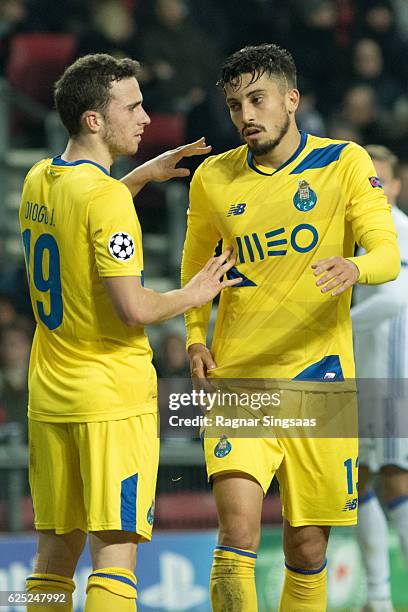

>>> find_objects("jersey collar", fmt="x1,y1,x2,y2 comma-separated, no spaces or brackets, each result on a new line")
247,131,308,177
51,155,110,176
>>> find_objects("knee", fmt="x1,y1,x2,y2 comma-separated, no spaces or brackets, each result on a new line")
89,531,139,571
218,521,260,553
284,531,328,571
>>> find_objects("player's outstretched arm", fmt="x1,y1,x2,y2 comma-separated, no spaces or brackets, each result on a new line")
103,248,241,326
120,137,212,198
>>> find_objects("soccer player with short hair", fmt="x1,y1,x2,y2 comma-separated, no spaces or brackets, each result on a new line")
353,145,408,612
181,44,400,610
19,53,240,612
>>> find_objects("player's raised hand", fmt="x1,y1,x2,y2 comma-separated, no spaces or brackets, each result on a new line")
185,247,242,308
142,137,212,182
312,256,360,297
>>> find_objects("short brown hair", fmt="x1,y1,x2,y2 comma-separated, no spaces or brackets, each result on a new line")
54,53,140,136
365,144,399,178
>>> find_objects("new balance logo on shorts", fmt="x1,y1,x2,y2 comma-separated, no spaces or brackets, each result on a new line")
342,497,358,511
227,203,247,216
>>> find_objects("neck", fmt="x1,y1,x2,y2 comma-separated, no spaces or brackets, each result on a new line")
253,122,301,169
61,135,113,171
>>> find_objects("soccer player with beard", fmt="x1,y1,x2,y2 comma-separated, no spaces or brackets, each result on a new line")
181,44,400,610
19,53,239,612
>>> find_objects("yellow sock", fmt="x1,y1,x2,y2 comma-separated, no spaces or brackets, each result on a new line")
85,567,137,612
210,545,258,612
26,573,75,611
279,559,327,611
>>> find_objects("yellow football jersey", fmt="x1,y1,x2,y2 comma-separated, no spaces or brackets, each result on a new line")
182,133,399,380
19,157,156,422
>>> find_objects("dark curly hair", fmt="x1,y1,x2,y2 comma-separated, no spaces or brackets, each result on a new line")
218,43,297,92
54,54,140,136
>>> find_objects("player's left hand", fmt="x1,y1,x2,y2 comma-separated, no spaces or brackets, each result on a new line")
143,137,212,182
312,256,360,297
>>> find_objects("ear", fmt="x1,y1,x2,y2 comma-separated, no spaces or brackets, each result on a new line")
81,110,103,134
287,89,300,114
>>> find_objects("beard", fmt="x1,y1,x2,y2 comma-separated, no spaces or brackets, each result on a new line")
245,112,290,157
103,119,136,158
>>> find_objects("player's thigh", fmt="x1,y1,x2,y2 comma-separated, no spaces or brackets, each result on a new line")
277,435,359,526
35,529,87,577
76,412,159,541
212,473,264,552
89,530,140,571
28,419,87,533
283,519,330,570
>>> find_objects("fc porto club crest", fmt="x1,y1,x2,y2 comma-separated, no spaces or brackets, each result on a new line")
293,179,317,212
214,435,232,458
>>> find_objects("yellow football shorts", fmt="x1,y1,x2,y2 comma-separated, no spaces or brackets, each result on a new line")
203,389,359,526
28,413,159,540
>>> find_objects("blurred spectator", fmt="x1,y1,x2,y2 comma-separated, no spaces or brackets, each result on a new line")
296,78,326,137
339,84,391,145
0,293,17,330
0,0,27,73
290,0,349,114
139,0,219,113
155,332,190,378
393,0,408,42
350,38,402,109
0,320,32,438
78,0,140,60
356,0,408,84
327,120,362,143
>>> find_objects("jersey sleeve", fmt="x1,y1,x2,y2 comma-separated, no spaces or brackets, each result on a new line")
342,143,400,284
88,180,143,277
181,162,221,348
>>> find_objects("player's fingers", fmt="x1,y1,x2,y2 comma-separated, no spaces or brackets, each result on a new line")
320,273,348,293
169,168,191,178
221,277,242,288
175,138,212,158
207,247,234,274
212,259,238,279
201,351,217,371
332,277,355,296
312,257,338,274
190,357,206,378
315,270,338,286
184,145,212,157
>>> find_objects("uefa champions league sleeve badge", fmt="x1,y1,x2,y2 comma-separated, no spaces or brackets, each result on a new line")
293,179,317,212
108,232,135,261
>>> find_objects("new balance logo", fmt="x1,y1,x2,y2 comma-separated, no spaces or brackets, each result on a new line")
227,203,247,216
342,498,358,512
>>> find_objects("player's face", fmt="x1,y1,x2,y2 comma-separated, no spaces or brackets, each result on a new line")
373,159,401,206
102,77,151,157
225,72,296,156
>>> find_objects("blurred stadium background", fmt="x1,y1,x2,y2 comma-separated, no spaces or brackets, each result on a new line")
1,0,408,610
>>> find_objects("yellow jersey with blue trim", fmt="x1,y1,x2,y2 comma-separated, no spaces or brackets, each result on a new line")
19,157,156,422
181,133,399,380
